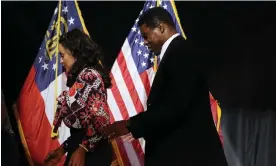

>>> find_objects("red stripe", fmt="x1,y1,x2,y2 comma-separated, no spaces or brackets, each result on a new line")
139,71,151,97
16,66,65,165
117,52,144,114
110,73,130,120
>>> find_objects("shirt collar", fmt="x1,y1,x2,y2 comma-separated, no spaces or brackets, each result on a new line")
159,33,180,61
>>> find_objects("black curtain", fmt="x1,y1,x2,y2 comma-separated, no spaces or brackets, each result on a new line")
222,109,276,166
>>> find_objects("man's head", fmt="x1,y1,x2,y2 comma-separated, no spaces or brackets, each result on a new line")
138,7,177,54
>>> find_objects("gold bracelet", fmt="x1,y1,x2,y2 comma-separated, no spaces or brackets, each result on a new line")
79,144,88,152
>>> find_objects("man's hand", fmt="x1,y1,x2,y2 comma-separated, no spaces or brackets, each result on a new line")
44,146,65,165
103,120,129,141
68,146,86,166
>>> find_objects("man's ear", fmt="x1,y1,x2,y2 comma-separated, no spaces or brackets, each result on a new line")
158,23,165,34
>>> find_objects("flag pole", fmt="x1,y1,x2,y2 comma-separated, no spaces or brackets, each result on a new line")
13,104,35,166
51,0,62,138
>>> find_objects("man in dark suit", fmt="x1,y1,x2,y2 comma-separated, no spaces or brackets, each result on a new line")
103,7,228,166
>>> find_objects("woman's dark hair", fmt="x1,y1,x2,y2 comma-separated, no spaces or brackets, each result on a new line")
59,28,111,88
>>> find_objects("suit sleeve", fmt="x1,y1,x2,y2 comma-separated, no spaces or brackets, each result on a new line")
127,50,199,139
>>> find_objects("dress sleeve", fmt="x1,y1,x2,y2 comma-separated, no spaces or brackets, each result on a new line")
52,91,69,133
77,69,110,152
53,91,72,152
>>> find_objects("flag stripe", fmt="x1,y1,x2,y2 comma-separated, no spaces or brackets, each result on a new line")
110,73,130,120
117,51,144,114
107,89,123,122
139,71,151,97
111,62,137,117
121,40,148,111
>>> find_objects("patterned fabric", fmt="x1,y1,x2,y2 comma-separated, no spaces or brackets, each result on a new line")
53,67,110,151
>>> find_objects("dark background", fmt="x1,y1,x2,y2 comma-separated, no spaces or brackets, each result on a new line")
2,1,276,112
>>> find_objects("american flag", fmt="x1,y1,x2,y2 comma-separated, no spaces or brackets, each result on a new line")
15,1,90,165
107,0,186,165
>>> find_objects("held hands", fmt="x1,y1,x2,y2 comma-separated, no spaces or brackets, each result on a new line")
102,120,135,142
44,146,65,166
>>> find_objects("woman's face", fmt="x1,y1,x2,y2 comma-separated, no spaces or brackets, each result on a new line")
59,44,75,73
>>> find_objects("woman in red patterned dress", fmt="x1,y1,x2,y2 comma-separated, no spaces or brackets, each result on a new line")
44,28,113,166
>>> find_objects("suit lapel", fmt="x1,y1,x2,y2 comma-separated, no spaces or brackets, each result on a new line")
147,36,183,105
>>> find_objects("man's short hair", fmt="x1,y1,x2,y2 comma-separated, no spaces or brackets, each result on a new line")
138,7,175,29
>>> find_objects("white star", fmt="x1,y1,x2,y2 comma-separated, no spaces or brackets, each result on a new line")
163,5,167,9
139,41,144,46
150,5,154,9
39,57,42,63
62,6,68,13
140,10,143,15
131,27,137,32
137,50,142,55
42,63,48,70
52,63,56,70
138,30,141,34
54,7,58,15
135,38,139,43
135,18,139,23
141,62,147,67
145,46,148,49
68,17,75,25
143,53,149,58
150,58,154,63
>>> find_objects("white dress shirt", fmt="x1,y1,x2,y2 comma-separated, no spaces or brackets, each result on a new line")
159,33,180,63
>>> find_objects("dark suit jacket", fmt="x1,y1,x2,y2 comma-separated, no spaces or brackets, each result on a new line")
127,36,228,166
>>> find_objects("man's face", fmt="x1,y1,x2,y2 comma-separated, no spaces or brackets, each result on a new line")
140,24,164,54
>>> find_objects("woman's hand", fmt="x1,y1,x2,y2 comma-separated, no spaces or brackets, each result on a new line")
68,146,86,166
44,146,65,165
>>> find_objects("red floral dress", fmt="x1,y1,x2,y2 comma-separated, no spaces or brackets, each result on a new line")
53,67,110,152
